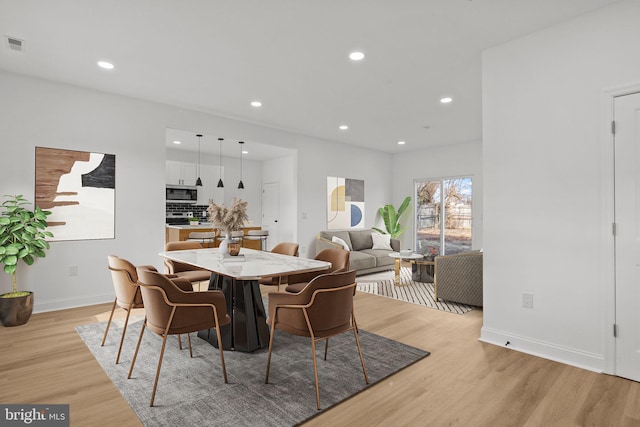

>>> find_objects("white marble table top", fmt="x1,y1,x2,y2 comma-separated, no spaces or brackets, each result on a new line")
159,248,331,280
388,251,424,260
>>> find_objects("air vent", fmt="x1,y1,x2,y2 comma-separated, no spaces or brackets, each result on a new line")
6,36,24,52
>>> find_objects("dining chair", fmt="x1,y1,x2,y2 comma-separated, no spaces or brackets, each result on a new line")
265,270,368,410
259,242,300,291
187,231,216,248
164,241,211,285
285,248,350,293
243,229,269,250
130,268,230,407
103,255,194,364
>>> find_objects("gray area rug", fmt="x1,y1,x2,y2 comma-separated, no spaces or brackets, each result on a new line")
357,266,474,315
77,317,429,426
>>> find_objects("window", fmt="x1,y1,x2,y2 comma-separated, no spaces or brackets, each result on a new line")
415,177,472,255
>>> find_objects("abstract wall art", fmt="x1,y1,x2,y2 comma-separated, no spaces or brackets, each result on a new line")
327,176,364,229
35,147,115,241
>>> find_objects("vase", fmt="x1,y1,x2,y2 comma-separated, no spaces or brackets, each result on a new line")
219,232,233,255
0,291,34,326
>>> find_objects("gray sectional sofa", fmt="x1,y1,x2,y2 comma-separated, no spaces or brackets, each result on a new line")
316,229,400,276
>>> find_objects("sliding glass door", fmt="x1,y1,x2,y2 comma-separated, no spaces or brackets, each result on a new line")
415,177,472,255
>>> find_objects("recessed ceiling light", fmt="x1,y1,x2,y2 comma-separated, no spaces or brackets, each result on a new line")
242,150,248,155
97,61,114,70
349,51,365,61
339,125,349,130
397,141,406,145
173,140,181,145
440,96,453,104
250,100,262,107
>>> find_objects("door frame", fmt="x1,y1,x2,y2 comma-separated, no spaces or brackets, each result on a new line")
602,82,640,375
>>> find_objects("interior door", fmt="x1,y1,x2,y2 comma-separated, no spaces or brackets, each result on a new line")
262,181,279,251
614,91,640,381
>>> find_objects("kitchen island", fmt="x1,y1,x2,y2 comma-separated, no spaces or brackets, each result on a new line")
165,224,263,250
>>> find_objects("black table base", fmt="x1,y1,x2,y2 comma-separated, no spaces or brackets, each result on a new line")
197,273,270,352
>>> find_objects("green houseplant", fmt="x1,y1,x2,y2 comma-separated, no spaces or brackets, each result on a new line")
0,195,53,326
373,196,411,239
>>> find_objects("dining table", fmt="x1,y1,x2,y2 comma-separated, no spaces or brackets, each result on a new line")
159,247,332,352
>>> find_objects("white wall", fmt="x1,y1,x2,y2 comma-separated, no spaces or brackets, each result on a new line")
166,147,263,222
0,70,394,312
391,141,483,251
481,0,640,371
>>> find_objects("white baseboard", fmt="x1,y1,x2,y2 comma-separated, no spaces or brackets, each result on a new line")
480,327,604,373
33,294,113,314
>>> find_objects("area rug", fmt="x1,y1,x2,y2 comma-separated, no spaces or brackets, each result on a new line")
77,318,429,426
356,267,475,315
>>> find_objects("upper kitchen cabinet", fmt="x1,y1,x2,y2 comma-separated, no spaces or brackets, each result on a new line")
166,161,197,186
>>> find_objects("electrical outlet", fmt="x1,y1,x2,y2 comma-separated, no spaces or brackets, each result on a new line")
522,293,534,309
69,266,78,276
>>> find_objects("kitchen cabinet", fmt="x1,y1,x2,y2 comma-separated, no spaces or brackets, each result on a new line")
166,225,263,250
166,160,198,186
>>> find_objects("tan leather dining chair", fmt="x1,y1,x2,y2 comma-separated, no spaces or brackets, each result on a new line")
130,268,230,407
164,241,211,284
285,248,350,293
258,242,300,290
265,270,368,410
102,256,194,364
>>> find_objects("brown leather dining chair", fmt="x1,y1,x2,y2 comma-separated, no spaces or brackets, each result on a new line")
285,248,350,293
258,242,300,290
265,270,368,410
102,255,194,364
130,268,230,407
164,241,212,285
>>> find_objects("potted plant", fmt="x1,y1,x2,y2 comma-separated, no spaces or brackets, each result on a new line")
0,195,53,326
189,217,199,225
373,196,411,239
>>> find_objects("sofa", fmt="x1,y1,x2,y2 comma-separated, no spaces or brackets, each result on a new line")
316,229,400,276
434,251,483,307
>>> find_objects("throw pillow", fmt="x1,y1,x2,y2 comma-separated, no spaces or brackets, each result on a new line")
371,232,392,250
332,236,350,251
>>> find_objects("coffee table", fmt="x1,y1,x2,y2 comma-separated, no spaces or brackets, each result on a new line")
388,252,424,285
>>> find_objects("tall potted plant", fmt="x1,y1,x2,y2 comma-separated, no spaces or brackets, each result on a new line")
373,196,411,239
0,195,53,326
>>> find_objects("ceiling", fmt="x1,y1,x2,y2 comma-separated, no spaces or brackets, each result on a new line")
0,0,620,159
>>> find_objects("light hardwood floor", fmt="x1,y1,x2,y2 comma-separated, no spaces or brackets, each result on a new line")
1,288,639,426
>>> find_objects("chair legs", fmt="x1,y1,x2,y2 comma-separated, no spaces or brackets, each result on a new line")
265,312,368,411
100,298,118,347
127,317,228,407
100,298,135,364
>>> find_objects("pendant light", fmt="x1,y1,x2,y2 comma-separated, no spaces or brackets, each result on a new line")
195,134,203,186
238,141,245,189
217,137,224,188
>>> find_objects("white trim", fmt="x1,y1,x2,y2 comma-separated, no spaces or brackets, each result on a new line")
480,327,603,373
34,294,113,314
601,82,640,376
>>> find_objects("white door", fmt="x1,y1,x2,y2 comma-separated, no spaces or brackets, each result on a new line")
614,92,640,381
262,182,279,251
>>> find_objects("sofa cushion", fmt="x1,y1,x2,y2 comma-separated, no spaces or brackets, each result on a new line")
360,249,396,267
331,235,350,251
348,229,374,251
371,232,392,250
319,231,353,251
348,251,376,271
